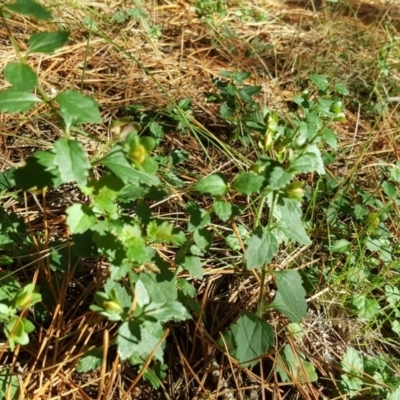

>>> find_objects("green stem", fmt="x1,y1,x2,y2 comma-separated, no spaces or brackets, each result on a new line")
256,191,276,317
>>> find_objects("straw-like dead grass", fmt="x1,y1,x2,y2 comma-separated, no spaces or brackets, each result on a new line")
1,0,400,399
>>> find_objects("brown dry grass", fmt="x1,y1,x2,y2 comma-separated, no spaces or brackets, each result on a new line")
1,0,400,399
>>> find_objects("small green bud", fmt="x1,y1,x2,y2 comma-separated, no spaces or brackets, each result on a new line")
103,301,123,314
284,182,305,200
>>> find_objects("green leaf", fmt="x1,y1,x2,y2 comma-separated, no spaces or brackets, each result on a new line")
142,362,167,390
53,139,91,186
244,227,278,270
212,200,239,222
139,269,177,303
66,204,97,234
101,146,160,186
273,196,311,245
0,369,20,400
5,0,52,20
341,347,363,374
271,270,307,322
310,74,329,91
0,88,41,113
321,128,337,150
0,271,21,302
56,90,102,131
147,220,186,245
193,228,212,252
142,301,190,323
27,30,70,54
135,321,165,363
331,239,350,253
187,204,210,231
267,166,293,190
223,312,274,368
182,255,203,279
232,172,264,195
13,151,62,190
119,320,165,363
194,174,228,196
3,62,37,90
0,168,15,190
334,82,349,95
288,145,325,175
76,348,103,373
351,294,380,321
116,321,141,360
276,344,317,383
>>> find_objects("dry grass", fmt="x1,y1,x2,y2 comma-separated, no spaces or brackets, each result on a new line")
1,0,400,399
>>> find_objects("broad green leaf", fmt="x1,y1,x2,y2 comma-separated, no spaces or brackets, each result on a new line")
122,321,165,364
389,388,400,400
288,145,325,175
133,321,165,363
27,30,70,54
271,270,307,322
187,204,210,232
76,348,103,373
385,284,400,308
101,146,159,186
13,151,62,190
0,271,21,302
267,166,293,190
334,82,349,95
0,168,15,190
92,221,126,264
117,321,141,360
135,279,150,307
341,347,363,374
321,128,337,150
193,228,211,252
351,294,380,321
147,220,186,245
3,62,37,90
14,283,41,309
232,172,264,195
5,0,52,20
276,344,317,383
220,102,235,120
143,301,190,323
331,239,350,253
310,74,328,91
56,90,102,131
0,89,41,113
0,369,20,400
194,174,228,196
182,255,203,279
223,312,274,368
238,86,261,104
273,196,311,245
139,269,177,302
244,227,278,270
53,139,91,186
212,200,233,222
66,204,97,234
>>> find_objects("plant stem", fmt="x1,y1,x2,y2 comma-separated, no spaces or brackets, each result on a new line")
256,191,276,317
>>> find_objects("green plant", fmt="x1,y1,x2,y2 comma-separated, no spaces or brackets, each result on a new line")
0,0,353,393
339,347,400,399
